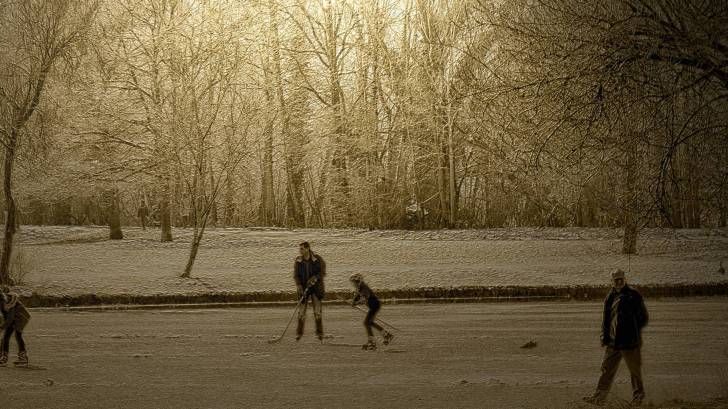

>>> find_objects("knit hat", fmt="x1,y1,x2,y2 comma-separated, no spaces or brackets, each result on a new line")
611,269,626,280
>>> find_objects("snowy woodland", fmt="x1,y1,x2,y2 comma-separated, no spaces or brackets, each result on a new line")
1,0,727,284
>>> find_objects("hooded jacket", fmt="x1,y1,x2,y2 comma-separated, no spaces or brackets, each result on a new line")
0,293,31,332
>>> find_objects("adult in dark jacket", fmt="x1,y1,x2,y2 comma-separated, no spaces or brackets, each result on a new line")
584,269,648,406
0,288,31,366
293,241,326,341
137,203,149,230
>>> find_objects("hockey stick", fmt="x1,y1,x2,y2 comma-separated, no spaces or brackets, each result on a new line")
267,294,305,344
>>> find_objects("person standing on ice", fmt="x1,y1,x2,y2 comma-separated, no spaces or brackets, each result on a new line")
583,269,648,407
0,287,31,367
349,274,393,350
293,241,326,341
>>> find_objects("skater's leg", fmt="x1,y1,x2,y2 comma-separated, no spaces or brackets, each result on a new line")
312,295,324,340
13,330,27,366
1,325,12,354
15,330,26,353
368,305,384,333
622,348,645,403
364,309,378,337
296,298,308,340
0,325,13,365
593,347,622,401
367,303,392,344
0,326,10,365
362,312,377,350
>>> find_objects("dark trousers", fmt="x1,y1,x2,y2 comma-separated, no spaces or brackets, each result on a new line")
364,304,384,337
297,294,323,336
595,346,645,400
1,324,26,354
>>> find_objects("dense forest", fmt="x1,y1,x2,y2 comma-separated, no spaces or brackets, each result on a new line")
1,0,726,271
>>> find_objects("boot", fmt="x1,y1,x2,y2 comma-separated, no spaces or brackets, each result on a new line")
295,318,305,341
0,352,7,366
315,317,324,341
382,330,394,345
13,351,28,367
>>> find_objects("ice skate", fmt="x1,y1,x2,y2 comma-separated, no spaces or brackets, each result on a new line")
382,330,394,345
0,352,7,367
13,351,28,367
362,337,377,350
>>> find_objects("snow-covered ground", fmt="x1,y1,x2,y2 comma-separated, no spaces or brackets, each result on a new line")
2,301,727,408
16,225,728,297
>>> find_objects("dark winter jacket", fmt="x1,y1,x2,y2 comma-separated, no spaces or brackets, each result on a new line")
353,282,380,310
601,285,648,350
293,252,326,300
0,293,31,332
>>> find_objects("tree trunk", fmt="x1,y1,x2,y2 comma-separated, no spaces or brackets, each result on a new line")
258,60,276,226
259,117,275,225
269,1,305,227
208,163,218,228
0,140,18,285
436,131,449,227
107,189,123,240
160,176,173,242
447,99,456,226
623,213,637,254
325,6,351,227
182,202,210,278
182,229,201,278
685,145,701,228
622,140,638,254
224,166,235,226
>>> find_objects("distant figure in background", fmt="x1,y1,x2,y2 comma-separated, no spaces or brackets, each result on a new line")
0,287,31,367
350,273,393,350
584,269,648,407
137,203,149,230
293,241,326,341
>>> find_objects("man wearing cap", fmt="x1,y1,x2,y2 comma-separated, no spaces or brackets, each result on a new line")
584,269,649,406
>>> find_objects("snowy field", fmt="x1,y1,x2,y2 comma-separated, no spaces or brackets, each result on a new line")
16,225,728,297
1,301,727,408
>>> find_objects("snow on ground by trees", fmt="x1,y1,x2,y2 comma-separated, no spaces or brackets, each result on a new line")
16,226,728,297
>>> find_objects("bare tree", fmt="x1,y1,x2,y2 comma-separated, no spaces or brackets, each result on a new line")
0,0,97,284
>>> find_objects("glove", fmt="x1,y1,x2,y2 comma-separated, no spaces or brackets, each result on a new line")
306,277,318,287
